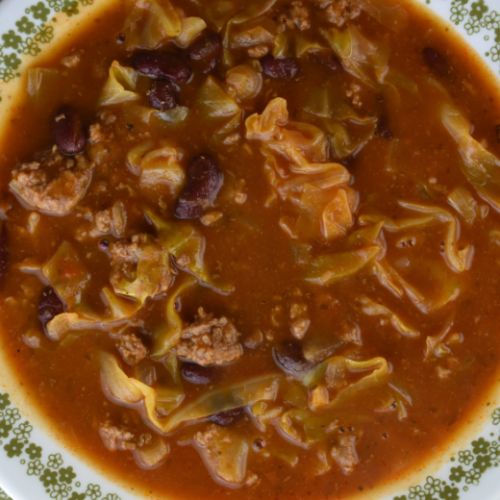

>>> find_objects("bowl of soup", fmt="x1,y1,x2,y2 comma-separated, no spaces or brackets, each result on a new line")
0,0,498,499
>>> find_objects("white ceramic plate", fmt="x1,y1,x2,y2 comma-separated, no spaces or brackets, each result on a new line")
0,1,498,499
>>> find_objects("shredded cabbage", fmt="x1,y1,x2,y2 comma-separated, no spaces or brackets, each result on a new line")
42,242,90,308
321,26,389,87
146,210,234,294
122,0,182,50
196,76,242,140
99,61,139,107
110,236,173,305
447,187,479,225
399,201,474,273
302,356,390,410
358,296,419,338
175,17,207,48
441,103,500,212
246,98,358,241
192,426,249,487
275,409,335,449
46,288,142,341
164,375,280,432
127,141,186,196
152,276,196,358
132,436,170,470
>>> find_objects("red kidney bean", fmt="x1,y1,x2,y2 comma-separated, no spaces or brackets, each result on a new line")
422,47,449,77
148,79,178,111
272,340,312,378
53,106,86,156
208,407,245,427
260,55,300,80
174,154,224,220
38,286,65,333
131,51,192,84
0,224,8,283
181,362,214,385
188,32,222,74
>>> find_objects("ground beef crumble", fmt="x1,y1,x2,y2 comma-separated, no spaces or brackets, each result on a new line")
99,422,152,451
115,331,148,366
9,151,94,217
176,308,244,366
278,1,311,32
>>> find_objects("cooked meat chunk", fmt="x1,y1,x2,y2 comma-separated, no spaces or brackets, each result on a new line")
115,332,148,365
90,201,127,238
279,1,311,31
322,0,362,27
331,434,359,475
176,308,243,366
99,422,151,451
9,149,93,216
99,423,136,451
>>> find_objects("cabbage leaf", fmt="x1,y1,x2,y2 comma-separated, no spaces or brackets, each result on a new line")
302,356,390,410
441,103,500,212
42,241,90,308
99,61,139,107
152,276,196,358
122,0,182,50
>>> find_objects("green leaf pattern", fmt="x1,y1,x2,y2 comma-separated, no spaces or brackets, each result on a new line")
0,0,498,497
0,391,121,498
394,407,500,499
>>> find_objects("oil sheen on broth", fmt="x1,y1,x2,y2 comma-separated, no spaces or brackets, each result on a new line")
0,0,499,498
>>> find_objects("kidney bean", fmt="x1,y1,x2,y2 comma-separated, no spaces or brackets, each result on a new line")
174,154,224,220
272,340,312,378
53,106,86,156
208,407,245,427
181,362,214,385
189,32,222,74
38,286,65,333
148,79,178,111
131,51,192,84
422,47,449,77
260,55,300,80
0,224,8,283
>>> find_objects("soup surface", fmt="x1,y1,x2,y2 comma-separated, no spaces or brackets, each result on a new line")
0,0,499,498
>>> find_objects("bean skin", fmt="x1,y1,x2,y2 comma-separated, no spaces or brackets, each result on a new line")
260,55,300,80
53,106,86,156
174,154,224,220
189,32,222,74
272,340,312,378
38,286,65,333
422,47,450,77
208,407,245,427
181,362,214,385
148,79,178,111
131,51,192,84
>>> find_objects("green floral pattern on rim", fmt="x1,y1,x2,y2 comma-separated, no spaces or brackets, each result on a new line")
0,0,498,90
0,392,121,500
0,0,498,498
394,407,500,500
449,0,499,64
0,0,95,86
